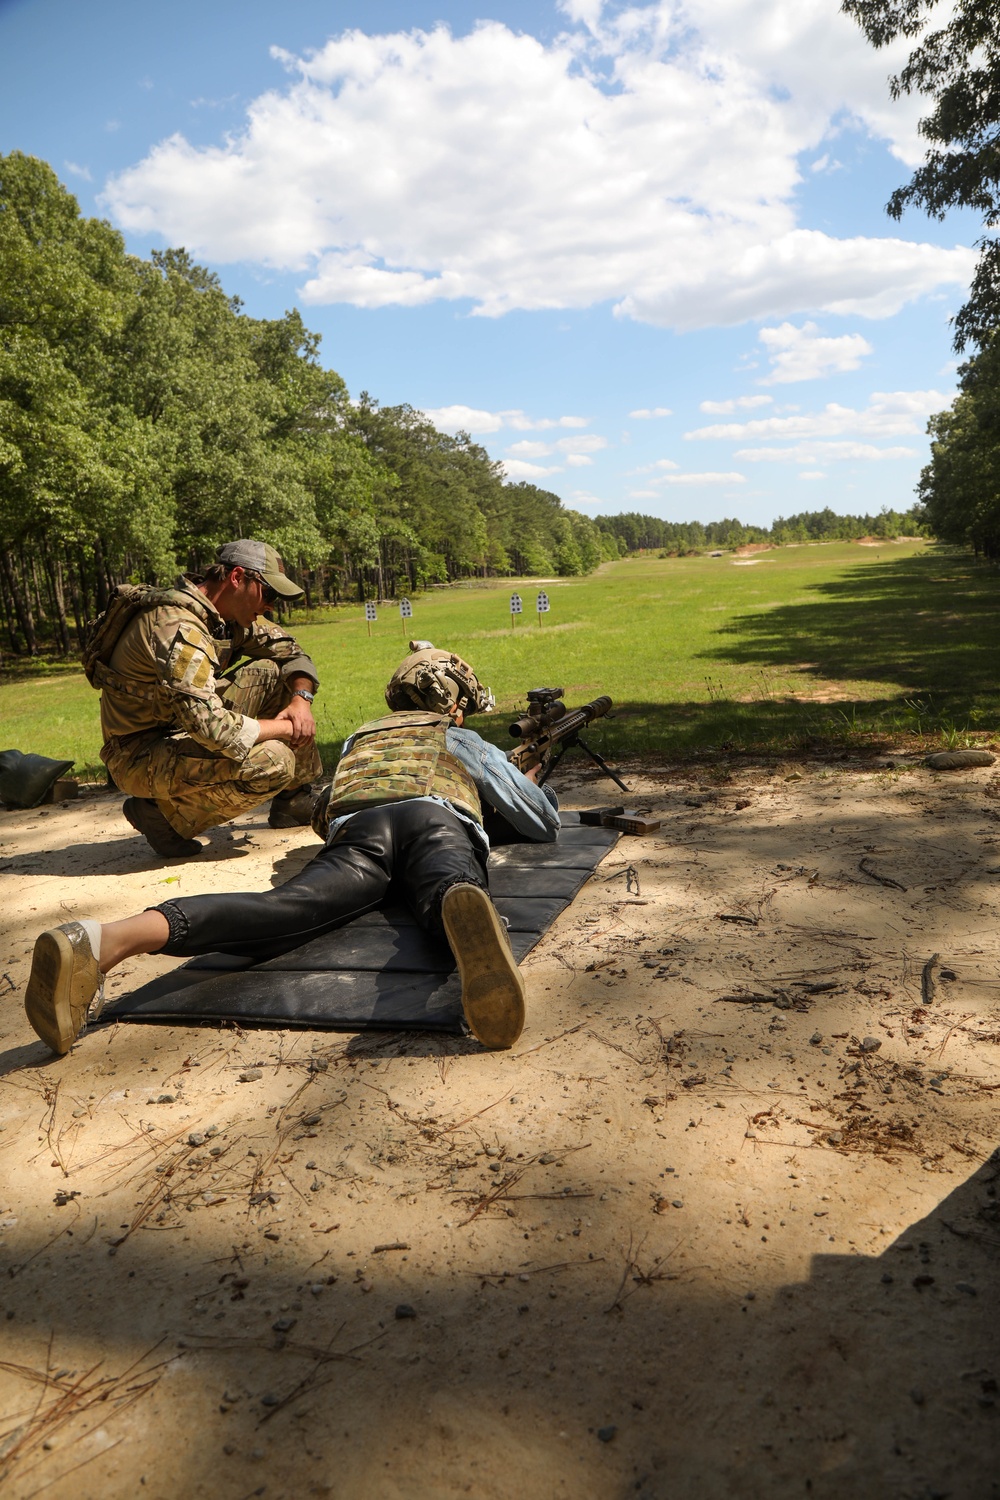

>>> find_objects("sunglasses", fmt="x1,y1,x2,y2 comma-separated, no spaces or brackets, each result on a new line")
247,571,279,605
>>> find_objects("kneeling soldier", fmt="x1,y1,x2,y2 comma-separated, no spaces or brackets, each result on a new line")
25,644,558,1052
89,539,323,858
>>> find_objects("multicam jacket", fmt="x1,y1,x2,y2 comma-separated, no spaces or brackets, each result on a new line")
98,578,318,761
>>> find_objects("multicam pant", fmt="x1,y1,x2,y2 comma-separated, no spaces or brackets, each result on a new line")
102,660,323,838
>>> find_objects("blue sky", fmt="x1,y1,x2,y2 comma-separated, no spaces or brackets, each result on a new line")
0,0,979,527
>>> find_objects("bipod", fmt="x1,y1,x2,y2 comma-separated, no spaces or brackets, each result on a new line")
538,733,630,795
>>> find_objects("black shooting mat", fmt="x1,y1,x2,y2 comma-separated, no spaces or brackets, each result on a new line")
101,815,619,1034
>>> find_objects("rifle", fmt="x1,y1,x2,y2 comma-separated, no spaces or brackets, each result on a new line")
506,687,629,793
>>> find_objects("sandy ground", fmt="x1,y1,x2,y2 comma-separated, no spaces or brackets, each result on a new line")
2,757,1000,1499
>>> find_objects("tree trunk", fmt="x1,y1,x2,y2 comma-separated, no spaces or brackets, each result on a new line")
75,547,93,621
1,547,37,654
65,547,85,642
44,547,71,655
93,537,110,611
0,572,20,653
27,548,48,622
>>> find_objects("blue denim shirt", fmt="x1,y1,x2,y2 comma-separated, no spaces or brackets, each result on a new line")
328,723,560,851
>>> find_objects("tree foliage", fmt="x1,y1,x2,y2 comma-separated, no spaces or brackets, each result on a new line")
918,338,1000,555
843,0,1000,348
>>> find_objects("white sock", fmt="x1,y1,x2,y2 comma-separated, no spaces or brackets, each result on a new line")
77,918,102,966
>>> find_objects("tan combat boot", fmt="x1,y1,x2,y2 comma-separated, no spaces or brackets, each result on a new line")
440,884,525,1049
24,922,105,1055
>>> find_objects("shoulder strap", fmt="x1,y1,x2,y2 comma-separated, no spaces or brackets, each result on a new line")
80,583,212,689
352,711,452,737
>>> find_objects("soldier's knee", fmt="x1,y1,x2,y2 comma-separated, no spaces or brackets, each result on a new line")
220,659,283,716
241,742,296,794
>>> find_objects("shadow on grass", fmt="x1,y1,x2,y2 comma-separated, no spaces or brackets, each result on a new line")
712,546,1000,698
481,547,1000,759
476,697,922,765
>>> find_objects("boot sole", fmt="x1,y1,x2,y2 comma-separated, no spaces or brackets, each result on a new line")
25,929,87,1055
441,885,525,1050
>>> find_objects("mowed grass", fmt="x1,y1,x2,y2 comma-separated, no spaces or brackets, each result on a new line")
5,539,1000,779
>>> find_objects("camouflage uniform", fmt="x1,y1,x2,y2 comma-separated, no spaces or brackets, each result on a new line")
99,579,322,839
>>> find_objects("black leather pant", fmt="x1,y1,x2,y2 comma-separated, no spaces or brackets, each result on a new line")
154,801,488,962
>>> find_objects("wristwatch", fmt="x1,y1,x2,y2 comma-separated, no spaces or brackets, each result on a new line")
292,689,315,703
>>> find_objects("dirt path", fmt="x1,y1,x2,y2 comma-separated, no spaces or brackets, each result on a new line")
1,758,999,1499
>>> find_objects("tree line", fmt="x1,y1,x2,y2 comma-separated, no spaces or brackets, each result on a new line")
918,340,1000,557
0,152,619,660
594,506,928,556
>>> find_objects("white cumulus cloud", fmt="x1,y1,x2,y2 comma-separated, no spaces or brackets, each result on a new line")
507,434,607,459
422,405,506,433
737,441,917,462
686,389,950,442
507,440,552,458
422,405,588,435
102,5,975,330
632,457,680,473
558,0,606,28
629,406,673,419
758,321,873,383
700,395,774,414
502,459,564,480
507,434,607,462
660,472,747,485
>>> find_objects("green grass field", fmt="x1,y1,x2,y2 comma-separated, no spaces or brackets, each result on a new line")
5,539,1000,778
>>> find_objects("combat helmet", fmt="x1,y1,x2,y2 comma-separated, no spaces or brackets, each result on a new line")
385,641,495,716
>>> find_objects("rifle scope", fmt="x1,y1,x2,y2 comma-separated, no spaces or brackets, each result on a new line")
509,692,612,739
509,700,567,738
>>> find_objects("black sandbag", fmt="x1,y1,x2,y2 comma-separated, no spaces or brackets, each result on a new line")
0,750,74,809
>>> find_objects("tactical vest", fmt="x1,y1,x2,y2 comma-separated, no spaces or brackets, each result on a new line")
81,584,213,702
319,712,482,832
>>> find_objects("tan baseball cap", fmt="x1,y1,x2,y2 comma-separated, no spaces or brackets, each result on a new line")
216,539,303,598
